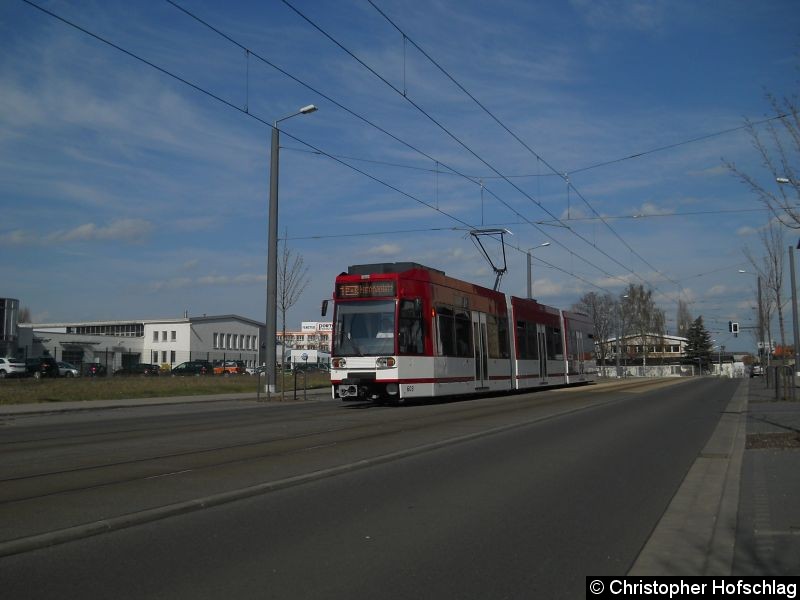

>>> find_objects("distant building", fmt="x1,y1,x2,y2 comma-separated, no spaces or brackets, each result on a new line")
18,315,264,372
277,321,332,353
604,333,689,363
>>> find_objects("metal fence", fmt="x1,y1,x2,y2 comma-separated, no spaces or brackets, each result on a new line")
27,347,259,376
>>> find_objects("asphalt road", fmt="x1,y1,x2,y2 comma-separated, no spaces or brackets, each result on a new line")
0,377,739,599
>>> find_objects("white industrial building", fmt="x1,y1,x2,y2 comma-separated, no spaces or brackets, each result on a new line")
18,315,264,373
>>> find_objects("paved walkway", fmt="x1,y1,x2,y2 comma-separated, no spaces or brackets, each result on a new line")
734,378,800,575
624,377,799,576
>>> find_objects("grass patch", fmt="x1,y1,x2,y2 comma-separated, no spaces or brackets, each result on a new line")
0,373,330,405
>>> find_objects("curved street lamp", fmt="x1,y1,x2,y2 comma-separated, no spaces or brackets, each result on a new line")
526,242,550,299
265,104,318,396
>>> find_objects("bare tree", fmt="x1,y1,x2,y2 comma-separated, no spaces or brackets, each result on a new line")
17,306,32,323
676,299,693,338
744,222,786,354
621,284,666,367
573,292,615,366
278,238,310,399
726,93,800,227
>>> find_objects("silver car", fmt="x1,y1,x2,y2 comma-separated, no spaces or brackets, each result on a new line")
0,357,27,378
58,361,79,377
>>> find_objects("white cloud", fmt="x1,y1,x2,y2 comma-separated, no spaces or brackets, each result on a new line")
49,219,153,243
737,226,757,237
569,0,667,32
364,243,402,256
1,219,153,245
633,202,674,217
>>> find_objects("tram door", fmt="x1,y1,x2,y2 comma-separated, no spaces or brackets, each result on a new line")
574,331,585,374
537,325,548,380
472,312,489,389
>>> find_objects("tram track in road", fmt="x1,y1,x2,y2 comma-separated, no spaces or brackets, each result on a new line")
1,377,682,499
0,377,691,553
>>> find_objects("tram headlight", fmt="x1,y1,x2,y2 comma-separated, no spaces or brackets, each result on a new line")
332,358,346,369
376,357,396,369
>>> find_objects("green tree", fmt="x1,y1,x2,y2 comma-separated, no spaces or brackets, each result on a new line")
685,316,713,371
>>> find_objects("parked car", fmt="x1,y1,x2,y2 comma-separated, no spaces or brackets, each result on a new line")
213,360,246,376
58,361,79,377
171,361,214,376
750,365,763,378
82,362,108,377
25,356,60,379
114,363,161,376
0,357,27,378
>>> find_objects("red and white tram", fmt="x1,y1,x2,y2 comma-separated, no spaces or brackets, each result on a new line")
328,263,596,403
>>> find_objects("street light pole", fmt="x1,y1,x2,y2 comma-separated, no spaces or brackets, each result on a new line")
777,176,798,395
526,242,550,299
265,104,318,396
789,246,799,394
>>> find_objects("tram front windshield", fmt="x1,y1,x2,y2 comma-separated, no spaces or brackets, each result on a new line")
334,300,396,356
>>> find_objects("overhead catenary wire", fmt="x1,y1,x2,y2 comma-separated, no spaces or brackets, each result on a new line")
19,0,621,296
164,0,642,290
364,0,689,298
283,0,679,305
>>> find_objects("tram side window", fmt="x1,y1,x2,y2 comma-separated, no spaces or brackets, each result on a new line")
516,321,539,360
486,315,509,359
516,321,527,358
546,326,563,359
436,306,455,356
498,317,510,358
454,310,472,357
398,299,424,354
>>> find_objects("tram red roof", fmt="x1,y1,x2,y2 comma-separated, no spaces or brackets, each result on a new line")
336,263,506,313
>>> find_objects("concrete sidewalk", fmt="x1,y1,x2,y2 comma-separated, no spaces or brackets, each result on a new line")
734,378,800,575
630,378,800,576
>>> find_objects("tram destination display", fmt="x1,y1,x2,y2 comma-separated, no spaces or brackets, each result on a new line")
336,281,396,299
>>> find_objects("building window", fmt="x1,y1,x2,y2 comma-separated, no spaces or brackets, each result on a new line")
162,331,167,342
170,350,176,363
161,351,167,363
153,351,158,363
171,331,176,341
153,331,158,342
213,333,218,348
226,334,231,349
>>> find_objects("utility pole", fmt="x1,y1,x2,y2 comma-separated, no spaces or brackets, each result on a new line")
789,246,799,399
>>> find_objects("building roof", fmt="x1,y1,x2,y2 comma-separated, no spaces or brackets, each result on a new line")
607,333,689,343
26,314,265,329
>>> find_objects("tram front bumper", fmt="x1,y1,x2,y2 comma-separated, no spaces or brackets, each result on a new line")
336,374,399,401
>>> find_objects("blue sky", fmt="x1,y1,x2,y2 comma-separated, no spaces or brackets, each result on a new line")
2,0,799,352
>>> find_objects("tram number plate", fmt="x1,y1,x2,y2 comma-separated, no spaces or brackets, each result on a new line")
406,385,415,393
